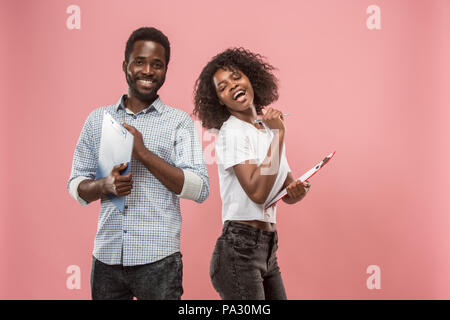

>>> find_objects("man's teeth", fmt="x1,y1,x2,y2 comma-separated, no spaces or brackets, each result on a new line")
139,79,154,84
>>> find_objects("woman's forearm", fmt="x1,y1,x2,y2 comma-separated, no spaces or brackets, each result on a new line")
236,130,285,204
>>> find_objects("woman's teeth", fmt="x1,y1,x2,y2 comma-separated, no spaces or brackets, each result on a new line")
233,90,245,100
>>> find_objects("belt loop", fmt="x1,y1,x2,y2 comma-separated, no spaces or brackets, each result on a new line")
223,221,230,235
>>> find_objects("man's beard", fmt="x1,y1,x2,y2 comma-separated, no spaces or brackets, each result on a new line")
126,73,165,103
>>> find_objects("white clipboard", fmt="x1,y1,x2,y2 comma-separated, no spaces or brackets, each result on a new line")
265,151,336,209
96,112,134,212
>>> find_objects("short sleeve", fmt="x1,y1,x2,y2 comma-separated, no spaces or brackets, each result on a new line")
216,126,257,170
282,146,291,173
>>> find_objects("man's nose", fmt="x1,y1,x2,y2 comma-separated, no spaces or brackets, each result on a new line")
141,63,154,75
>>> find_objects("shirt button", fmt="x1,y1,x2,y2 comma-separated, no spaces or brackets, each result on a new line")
124,205,128,209
132,115,137,119
123,230,127,233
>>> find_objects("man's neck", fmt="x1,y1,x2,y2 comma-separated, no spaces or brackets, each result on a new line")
125,94,158,114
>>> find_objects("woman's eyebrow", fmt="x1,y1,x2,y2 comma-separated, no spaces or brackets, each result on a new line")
217,79,227,86
215,70,237,87
216,74,232,87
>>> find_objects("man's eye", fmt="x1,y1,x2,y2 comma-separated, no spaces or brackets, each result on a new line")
135,61,143,65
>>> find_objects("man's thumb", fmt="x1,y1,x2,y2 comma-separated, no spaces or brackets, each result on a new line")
113,162,128,172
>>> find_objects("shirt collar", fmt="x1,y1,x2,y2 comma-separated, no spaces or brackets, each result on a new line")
115,95,165,114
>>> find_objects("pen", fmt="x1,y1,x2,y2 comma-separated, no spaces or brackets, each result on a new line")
253,113,290,124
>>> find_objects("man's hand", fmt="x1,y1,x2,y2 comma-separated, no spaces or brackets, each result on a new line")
102,163,133,197
122,122,185,195
123,123,148,161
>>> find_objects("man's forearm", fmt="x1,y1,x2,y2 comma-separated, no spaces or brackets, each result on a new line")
137,149,184,195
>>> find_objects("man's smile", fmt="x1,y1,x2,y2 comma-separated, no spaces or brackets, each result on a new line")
136,78,157,89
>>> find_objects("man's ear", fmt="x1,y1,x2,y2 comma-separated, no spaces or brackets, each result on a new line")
122,60,127,73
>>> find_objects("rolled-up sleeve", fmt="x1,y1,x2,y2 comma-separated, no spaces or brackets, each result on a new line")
67,113,98,205
173,114,210,203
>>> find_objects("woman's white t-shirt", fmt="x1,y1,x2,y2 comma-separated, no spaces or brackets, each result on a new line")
215,115,291,223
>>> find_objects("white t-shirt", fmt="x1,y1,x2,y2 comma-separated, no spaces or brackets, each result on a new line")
215,115,291,223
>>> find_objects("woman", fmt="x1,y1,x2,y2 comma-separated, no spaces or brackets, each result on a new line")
193,48,310,300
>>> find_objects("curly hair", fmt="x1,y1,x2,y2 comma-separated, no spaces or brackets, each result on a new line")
193,48,279,130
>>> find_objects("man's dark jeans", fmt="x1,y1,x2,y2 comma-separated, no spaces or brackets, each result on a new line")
91,252,183,300
210,221,287,300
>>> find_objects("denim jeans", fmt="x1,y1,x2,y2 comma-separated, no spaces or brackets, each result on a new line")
210,221,287,300
91,251,183,300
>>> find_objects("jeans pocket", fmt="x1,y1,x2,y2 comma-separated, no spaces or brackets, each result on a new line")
172,252,184,299
210,252,220,280
231,232,258,250
234,239,257,249
210,238,223,280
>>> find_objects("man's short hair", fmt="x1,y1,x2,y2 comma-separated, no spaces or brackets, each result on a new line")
125,27,171,66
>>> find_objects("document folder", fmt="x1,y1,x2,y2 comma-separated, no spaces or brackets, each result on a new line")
265,151,335,209
96,112,134,212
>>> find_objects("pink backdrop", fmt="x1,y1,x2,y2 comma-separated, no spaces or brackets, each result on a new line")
1,0,449,299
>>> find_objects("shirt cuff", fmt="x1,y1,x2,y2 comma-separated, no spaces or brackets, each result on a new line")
69,176,91,206
178,170,203,201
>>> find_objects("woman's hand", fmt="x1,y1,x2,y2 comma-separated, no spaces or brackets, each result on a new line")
262,108,285,133
284,180,310,204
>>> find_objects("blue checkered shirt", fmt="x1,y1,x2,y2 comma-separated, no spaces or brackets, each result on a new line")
68,95,209,266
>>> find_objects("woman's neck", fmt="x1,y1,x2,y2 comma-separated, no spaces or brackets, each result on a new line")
229,105,259,127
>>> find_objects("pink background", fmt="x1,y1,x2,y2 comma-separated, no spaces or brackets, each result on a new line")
1,0,449,299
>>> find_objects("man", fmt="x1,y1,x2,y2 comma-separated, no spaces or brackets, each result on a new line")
67,27,209,300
